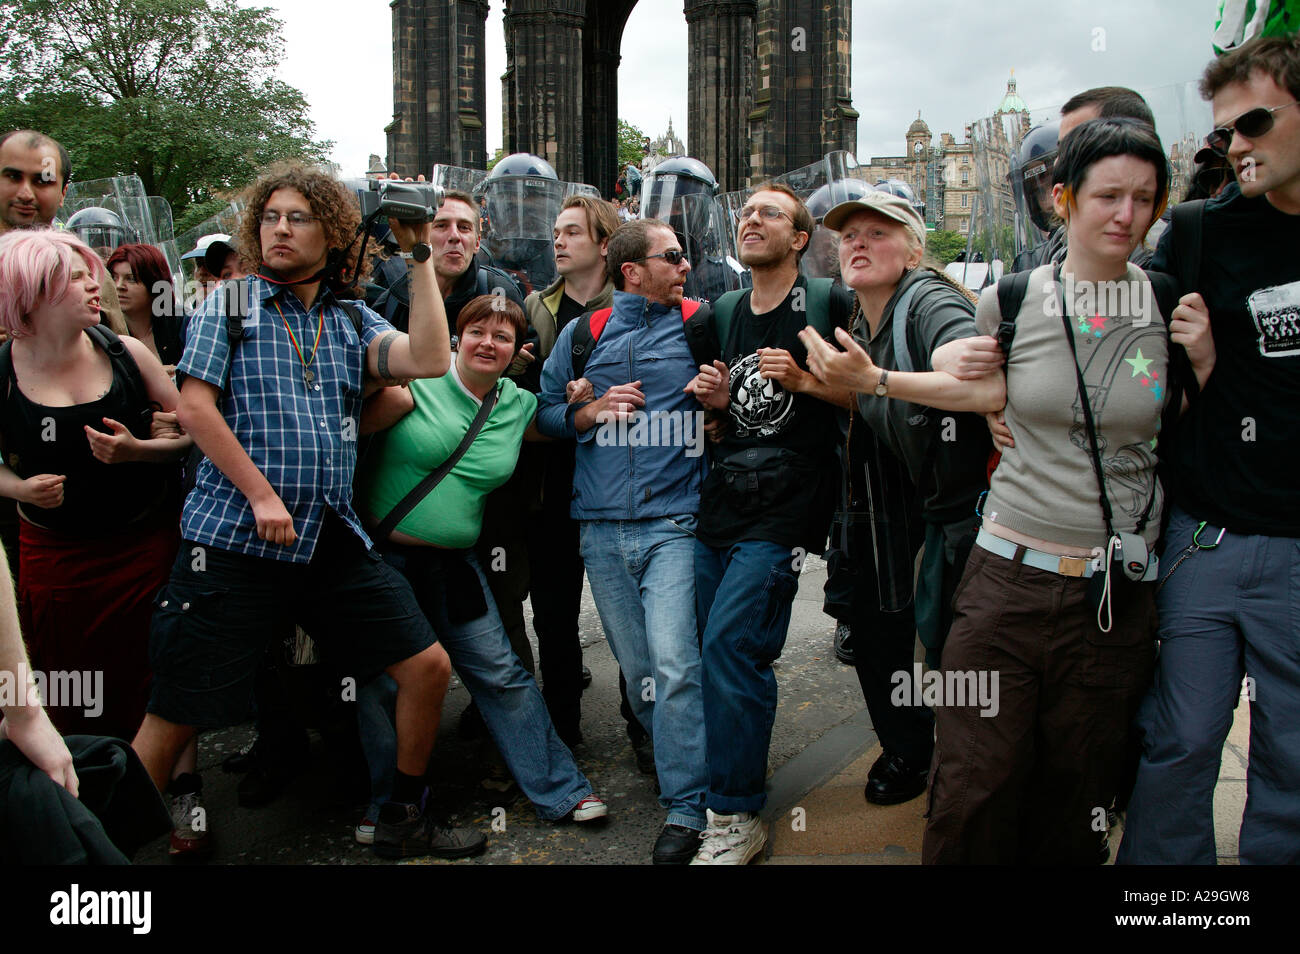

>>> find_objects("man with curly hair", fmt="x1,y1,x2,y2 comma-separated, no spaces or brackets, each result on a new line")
130,161,486,860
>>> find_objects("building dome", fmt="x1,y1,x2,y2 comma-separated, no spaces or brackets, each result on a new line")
998,73,1030,114
908,110,930,136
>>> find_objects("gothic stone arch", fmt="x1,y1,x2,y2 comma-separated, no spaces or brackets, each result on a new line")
387,0,856,195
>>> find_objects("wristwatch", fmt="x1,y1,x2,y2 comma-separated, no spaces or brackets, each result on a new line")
874,369,890,397
401,242,432,263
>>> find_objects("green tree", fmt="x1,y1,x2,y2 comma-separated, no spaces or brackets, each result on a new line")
925,229,970,266
0,0,330,231
618,119,646,173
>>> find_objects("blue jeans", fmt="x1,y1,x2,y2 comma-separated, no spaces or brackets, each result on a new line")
357,547,592,821
696,539,800,814
579,515,707,830
1120,506,1300,864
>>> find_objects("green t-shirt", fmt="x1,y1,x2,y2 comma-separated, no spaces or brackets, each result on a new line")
358,366,537,548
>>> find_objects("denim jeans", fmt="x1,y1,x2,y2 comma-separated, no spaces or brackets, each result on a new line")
1120,506,1300,865
695,539,801,814
357,547,592,821
579,515,707,830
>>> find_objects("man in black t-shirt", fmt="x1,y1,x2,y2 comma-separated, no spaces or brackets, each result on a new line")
1120,35,1300,866
685,184,853,865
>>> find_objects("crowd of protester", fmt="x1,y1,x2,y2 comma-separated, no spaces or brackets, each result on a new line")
0,31,1297,866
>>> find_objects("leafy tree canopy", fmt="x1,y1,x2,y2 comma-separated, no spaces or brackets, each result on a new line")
0,0,331,232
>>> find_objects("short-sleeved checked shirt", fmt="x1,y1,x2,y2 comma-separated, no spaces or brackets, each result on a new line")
177,277,393,563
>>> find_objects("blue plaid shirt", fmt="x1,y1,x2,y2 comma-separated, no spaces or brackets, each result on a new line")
177,277,392,563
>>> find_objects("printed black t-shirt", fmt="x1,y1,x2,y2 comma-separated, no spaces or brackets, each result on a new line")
1154,185,1300,535
698,276,853,552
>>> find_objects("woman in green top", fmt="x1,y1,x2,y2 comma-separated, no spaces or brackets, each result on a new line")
353,296,606,843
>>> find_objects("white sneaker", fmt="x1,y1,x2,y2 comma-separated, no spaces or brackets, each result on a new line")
690,810,766,865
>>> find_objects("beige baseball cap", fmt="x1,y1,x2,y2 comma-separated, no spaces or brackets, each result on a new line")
823,191,926,249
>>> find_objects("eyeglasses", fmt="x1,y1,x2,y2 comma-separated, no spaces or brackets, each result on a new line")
1205,101,1298,153
632,249,688,265
737,204,792,223
260,210,319,228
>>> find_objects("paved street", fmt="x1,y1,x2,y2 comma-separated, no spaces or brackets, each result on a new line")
134,554,1248,865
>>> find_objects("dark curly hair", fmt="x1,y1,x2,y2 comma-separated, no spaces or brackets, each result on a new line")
237,161,370,287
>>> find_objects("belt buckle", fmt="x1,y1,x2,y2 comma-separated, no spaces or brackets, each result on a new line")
1056,555,1089,577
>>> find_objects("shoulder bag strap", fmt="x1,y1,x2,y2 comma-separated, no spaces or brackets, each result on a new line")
375,387,499,540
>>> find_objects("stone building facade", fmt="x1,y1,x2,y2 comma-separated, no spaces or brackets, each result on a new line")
388,0,857,196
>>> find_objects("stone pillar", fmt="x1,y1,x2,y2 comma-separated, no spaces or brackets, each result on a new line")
684,0,757,193
583,1,640,198
749,0,857,183
502,0,586,181
388,0,489,177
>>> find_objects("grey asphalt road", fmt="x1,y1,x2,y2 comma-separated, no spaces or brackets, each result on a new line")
135,554,869,866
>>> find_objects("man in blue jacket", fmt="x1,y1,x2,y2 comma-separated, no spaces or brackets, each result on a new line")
538,218,709,864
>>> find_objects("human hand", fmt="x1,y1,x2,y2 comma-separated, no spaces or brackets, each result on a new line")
756,348,811,392
799,326,878,392
684,360,730,409
151,410,183,440
508,342,536,376
591,381,645,423
1169,292,1215,378
85,418,143,464
20,474,65,509
0,706,78,798
567,377,594,405
931,336,1004,379
986,409,1014,449
251,494,297,546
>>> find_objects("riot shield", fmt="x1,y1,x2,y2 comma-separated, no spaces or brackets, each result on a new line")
474,173,565,295
965,110,1027,285
166,201,246,312
59,176,174,253
642,193,744,304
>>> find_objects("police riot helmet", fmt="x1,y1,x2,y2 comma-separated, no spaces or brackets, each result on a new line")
66,206,130,254
872,179,925,221
806,179,874,222
1014,121,1061,234
484,153,559,182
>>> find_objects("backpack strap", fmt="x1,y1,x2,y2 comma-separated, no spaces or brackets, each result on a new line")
85,323,158,437
1169,199,1206,297
712,289,743,353
681,300,718,370
995,270,1033,357
889,281,926,373
804,277,834,338
569,307,612,380
1146,270,1201,406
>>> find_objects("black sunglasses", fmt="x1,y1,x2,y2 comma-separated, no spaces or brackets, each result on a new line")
633,249,688,265
1205,101,1298,153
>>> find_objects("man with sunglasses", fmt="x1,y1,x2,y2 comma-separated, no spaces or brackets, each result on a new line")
538,218,711,864
686,184,853,864
1120,33,1300,866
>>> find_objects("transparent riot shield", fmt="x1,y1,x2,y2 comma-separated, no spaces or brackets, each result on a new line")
474,175,565,295
642,193,743,304
167,201,246,312
964,111,1027,288
59,176,173,252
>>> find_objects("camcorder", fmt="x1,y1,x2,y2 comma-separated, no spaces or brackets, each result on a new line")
344,178,444,224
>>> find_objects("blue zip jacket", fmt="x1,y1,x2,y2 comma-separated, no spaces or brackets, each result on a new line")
538,290,706,520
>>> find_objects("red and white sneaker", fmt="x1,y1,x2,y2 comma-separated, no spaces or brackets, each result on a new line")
570,795,608,823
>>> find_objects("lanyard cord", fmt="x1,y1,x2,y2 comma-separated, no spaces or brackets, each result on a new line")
272,298,325,374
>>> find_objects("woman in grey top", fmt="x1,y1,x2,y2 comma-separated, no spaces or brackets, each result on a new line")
920,119,1215,863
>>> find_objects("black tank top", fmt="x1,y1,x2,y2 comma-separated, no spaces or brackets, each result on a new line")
1,334,170,534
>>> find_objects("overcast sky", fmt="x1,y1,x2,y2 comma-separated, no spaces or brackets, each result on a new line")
261,0,1218,178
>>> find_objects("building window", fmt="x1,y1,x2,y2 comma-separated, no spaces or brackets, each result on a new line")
962,170,969,185
961,194,968,208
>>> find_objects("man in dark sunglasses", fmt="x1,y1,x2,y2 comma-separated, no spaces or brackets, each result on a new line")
1120,33,1300,867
